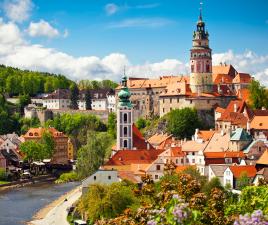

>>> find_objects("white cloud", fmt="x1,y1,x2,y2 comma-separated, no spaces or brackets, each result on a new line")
213,50,268,86
0,19,267,86
108,18,173,28
27,20,60,38
3,0,33,23
105,3,119,15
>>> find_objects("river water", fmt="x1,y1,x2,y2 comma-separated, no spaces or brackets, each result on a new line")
0,182,80,225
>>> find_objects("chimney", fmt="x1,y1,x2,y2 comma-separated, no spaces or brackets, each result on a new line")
234,103,237,112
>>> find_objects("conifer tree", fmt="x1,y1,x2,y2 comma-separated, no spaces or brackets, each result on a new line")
70,83,79,109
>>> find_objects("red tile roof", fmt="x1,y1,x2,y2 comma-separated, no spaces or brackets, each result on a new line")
204,151,245,159
250,116,268,130
24,127,67,138
256,150,268,165
132,124,154,150
229,165,257,178
212,65,237,77
233,73,252,84
105,149,164,166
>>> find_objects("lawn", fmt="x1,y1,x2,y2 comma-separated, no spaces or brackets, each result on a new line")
0,181,10,185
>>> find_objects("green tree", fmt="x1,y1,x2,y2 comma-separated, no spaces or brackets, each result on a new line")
76,131,112,178
40,130,55,157
136,117,151,130
166,107,201,139
70,83,79,109
202,177,224,196
19,117,40,134
20,141,46,162
18,94,31,114
85,89,92,110
236,171,251,190
78,183,138,223
107,112,116,138
249,80,268,109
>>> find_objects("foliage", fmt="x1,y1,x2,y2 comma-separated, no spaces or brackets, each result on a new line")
78,183,138,223
202,177,224,196
166,108,202,139
236,171,251,190
55,172,79,184
19,117,40,134
136,117,151,130
78,79,118,90
0,168,7,181
70,83,79,109
20,130,54,162
45,113,107,149
85,89,92,110
107,112,116,139
18,94,31,113
234,210,268,225
0,64,73,96
249,80,268,109
76,131,113,179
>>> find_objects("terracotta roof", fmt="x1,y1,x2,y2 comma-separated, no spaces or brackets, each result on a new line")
197,130,215,141
229,165,257,178
236,89,250,103
159,81,191,97
132,124,154,150
116,76,189,90
213,74,233,84
215,107,225,114
130,163,151,175
118,171,141,183
233,73,252,84
181,140,208,152
204,151,245,158
147,133,172,146
159,146,185,158
105,149,164,166
204,132,230,152
253,110,268,116
175,165,196,173
250,116,268,130
256,150,268,165
23,127,67,138
212,65,237,77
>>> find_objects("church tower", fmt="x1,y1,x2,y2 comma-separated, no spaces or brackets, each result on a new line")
116,75,133,150
190,5,213,93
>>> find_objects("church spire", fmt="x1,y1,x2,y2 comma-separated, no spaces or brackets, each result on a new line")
199,0,203,21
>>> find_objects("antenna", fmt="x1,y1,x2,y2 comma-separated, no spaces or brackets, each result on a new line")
123,65,126,76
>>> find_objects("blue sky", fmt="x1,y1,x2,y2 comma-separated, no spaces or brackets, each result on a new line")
0,0,267,84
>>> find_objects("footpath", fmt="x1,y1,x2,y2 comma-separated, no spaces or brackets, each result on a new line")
28,186,82,225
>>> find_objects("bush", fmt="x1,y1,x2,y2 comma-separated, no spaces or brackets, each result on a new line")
55,172,79,184
0,168,7,181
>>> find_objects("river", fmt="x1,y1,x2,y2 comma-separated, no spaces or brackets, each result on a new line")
0,182,80,225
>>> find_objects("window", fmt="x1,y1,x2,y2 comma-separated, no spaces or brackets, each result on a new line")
258,146,262,152
192,152,195,156
206,64,210,72
225,158,232,164
207,100,210,104
124,140,128,148
192,159,195,164
181,158,184,164
163,108,165,113
124,113,128,123
108,176,111,180
156,165,161,170
170,98,172,103
186,158,189,163
177,98,179,103
155,175,159,179
170,107,172,112
176,159,178,164
124,127,128,136
197,62,201,72
94,176,96,180
190,100,193,104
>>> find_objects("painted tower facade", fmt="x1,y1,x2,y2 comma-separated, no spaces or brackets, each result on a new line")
190,11,213,93
116,75,133,150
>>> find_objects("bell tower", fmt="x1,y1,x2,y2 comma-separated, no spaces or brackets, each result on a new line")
116,74,133,150
190,2,213,93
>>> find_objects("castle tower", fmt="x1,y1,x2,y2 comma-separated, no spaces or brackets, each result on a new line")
116,75,133,150
190,5,213,93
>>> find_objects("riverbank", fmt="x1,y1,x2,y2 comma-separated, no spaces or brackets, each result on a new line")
29,185,82,225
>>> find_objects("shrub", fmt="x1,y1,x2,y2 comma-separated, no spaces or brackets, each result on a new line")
55,172,79,184
0,168,7,181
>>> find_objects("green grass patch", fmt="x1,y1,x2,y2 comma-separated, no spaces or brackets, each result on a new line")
0,180,10,185
55,172,79,184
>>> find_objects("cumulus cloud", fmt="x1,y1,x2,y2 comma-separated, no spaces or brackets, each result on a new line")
213,50,268,86
105,3,119,15
0,19,267,85
3,0,33,23
27,20,60,38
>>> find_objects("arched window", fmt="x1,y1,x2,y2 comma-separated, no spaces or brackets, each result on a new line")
124,113,128,123
123,140,128,148
197,62,201,73
124,127,128,136
206,64,210,73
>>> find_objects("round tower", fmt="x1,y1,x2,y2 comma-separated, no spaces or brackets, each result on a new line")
190,8,213,93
